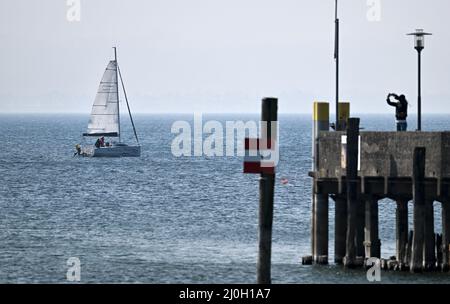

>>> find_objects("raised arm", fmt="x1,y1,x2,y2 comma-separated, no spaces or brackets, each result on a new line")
387,93,398,107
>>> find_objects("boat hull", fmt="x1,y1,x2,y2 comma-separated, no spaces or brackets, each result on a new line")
81,144,141,158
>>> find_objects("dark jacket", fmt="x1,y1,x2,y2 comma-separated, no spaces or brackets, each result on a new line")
387,94,408,120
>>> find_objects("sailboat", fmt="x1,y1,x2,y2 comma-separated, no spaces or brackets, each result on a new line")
79,47,141,157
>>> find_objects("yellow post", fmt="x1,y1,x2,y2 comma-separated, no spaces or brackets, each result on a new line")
337,102,350,131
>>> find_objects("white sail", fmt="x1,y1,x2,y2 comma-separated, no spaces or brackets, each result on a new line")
85,60,119,137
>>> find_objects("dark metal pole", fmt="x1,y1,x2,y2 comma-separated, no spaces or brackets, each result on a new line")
334,0,339,129
417,50,422,131
257,97,278,284
344,118,360,268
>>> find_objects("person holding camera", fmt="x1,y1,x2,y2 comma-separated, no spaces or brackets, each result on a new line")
387,93,408,131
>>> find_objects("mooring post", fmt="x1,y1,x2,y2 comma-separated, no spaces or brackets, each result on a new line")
257,97,278,284
424,199,436,271
364,196,380,259
334,195,347,264
411,147,426,273
312,102,330,264
396,199,409,269
344,118,359,268
441,200,450,272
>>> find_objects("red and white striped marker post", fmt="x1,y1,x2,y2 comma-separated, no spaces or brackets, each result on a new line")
244,97,278,284
243,138,276,175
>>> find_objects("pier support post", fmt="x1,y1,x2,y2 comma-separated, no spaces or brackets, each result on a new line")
344,118,360,268
364,196,380,258
334,195,347,264
356,199,365,259
396,199,409,268
257,97,278,284
411,147,426,273
312,102,330,264
441,200,450,272
313,194,329,264
424,199,436,271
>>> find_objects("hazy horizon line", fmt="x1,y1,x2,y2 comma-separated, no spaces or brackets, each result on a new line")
1,112,450,115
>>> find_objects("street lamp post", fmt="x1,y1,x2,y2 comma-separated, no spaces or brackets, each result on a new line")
407,29,432,131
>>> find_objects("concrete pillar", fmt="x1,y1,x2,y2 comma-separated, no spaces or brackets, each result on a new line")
442,201,450,272
312,102,330,264
396,199,409,267
423,199,436,271
364,197,380,258
411,147,426,273
334,195,347,264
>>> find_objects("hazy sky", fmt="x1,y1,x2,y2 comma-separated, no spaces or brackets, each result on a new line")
1,0,449,114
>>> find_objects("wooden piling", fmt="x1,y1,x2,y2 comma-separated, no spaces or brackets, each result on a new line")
344,118,360,268
436,233,443,269
424,199,436,271
334,195,347,264
406,230,414,268
257,97,278,284
442,201,450,272
364,196,380,258
312,102,330,264
411,147,426,273
356,199,365,259
396,199,408,268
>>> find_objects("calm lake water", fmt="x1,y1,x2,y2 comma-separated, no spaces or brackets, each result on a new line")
0,113,449,283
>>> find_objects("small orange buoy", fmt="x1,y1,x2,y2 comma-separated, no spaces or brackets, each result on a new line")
281,178,289,185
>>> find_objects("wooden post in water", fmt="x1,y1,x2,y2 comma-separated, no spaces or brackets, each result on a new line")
356,199,365,259
312,102,330,264
344,118,359,268
441,200,450,272
411,147,426,273
334,195,347,264
406,230,414,268
424,199,436,271
396,199,409,269
436,233,443,269
257,97,278,284
364,196,380,258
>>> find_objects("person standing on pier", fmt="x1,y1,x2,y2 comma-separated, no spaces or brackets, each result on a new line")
387,93,408,131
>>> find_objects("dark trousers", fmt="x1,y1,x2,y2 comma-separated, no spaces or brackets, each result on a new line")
397,121,407,131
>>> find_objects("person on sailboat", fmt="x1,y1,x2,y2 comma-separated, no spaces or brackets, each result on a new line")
100,136,105,147
95,138,101,148
73,144,82,157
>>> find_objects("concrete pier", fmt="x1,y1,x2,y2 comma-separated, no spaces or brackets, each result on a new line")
307,114,450,272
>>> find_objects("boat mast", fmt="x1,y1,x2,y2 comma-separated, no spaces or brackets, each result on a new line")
113,47,121,142
118,65,140,145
